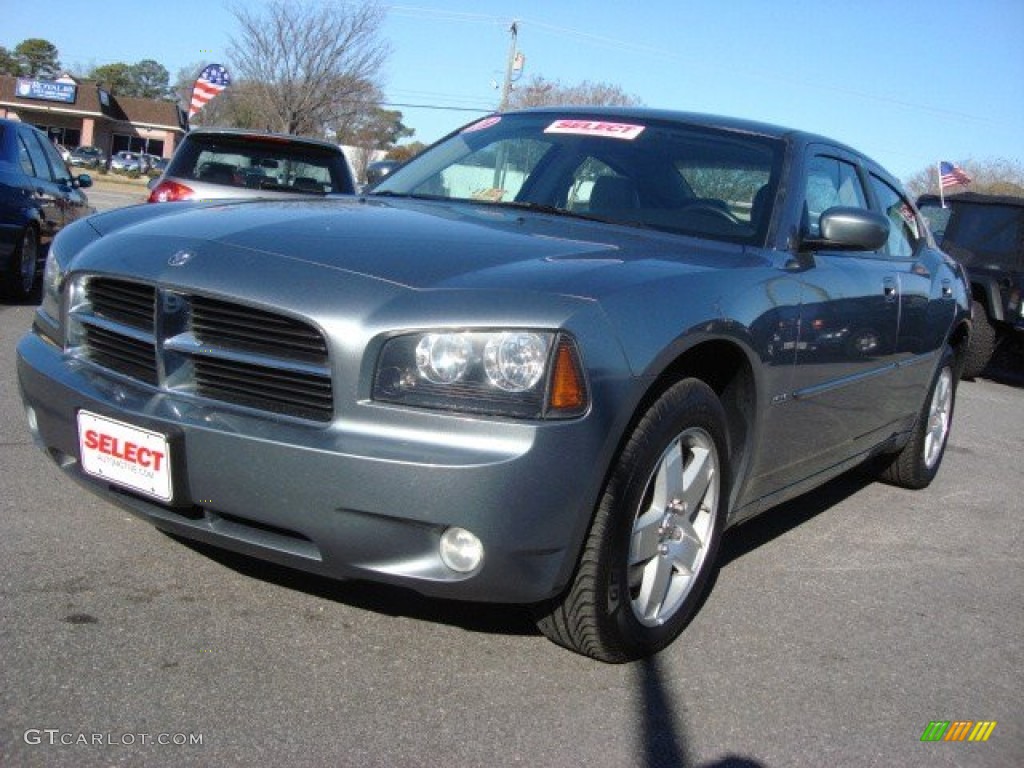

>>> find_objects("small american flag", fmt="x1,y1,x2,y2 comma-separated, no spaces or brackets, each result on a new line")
940,161,971,189
189,64,231,118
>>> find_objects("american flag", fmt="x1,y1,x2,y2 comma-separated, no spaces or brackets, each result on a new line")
189,64,231,118
940,161,972,189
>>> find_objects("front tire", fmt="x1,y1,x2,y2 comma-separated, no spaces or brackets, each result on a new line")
879,345,956,489
534,379,729,662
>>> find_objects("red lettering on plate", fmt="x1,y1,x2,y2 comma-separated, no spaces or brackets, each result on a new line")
86,430,164,470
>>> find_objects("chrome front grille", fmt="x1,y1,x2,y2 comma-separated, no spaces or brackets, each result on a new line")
70,276,333,422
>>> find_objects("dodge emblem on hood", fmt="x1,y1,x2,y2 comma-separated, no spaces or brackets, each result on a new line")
168,250,196,267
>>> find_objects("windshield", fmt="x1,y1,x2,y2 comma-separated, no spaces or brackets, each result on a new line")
371,113,783,245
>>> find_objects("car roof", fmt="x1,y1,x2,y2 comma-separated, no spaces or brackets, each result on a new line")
507,106,821,142
184,127,343,151
494,106,888,173
918,191,1024,209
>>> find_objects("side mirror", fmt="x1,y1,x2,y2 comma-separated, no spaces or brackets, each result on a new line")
802,207,890,252
76,174,93,189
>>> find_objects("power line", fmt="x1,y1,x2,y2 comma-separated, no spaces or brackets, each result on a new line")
380,101,492,114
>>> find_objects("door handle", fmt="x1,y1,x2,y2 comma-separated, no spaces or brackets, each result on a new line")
941,279,953,298
883,277,898,302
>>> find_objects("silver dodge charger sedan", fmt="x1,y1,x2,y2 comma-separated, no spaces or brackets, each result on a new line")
17,108,972,662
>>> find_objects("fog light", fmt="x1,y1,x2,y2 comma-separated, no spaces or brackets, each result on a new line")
439,527,483,573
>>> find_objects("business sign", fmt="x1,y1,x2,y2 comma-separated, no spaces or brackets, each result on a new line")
15,78,78,104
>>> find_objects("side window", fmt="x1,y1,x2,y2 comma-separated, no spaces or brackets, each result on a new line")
869,175,921,258
804,156,868,237
34,133,72,183
17,135,36,176
20,128,55,182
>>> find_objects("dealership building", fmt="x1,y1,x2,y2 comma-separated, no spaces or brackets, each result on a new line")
0,74,186,158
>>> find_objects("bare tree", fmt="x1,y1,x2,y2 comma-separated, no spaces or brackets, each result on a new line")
905,158,1024,199
228,0,389,137
506,75,642,110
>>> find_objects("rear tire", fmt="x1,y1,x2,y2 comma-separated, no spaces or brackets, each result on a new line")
879,345,956,489
962,300,997,379
1,226,39,301
533,379,729,662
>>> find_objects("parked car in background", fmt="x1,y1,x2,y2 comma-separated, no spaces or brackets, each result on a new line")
0,119,94,300
69,145,106,169
918,192,1024,377
142,154,162,175
17,108,970,661
147,128,356,202
110,151,146,174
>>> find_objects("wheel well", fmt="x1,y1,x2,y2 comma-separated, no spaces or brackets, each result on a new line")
948,315,972,379
634,340,755,494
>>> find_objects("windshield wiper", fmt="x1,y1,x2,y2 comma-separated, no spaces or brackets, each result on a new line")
500,200,617,223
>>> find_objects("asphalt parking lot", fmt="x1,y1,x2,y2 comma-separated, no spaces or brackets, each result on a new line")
1,192,1020,766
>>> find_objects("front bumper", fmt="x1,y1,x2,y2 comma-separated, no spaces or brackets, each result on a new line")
17,330,614,604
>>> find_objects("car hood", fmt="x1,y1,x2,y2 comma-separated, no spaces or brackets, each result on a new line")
82,197,763,297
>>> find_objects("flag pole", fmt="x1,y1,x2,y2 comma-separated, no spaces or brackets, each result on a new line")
937,162,945,208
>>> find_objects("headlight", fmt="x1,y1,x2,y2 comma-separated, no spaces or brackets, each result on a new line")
373,330,588,419
37,246,68,342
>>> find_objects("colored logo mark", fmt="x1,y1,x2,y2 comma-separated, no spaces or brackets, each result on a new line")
920,720,997,742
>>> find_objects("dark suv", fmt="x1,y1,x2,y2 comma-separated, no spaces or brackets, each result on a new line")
918,193,1023,377
148,128,356,203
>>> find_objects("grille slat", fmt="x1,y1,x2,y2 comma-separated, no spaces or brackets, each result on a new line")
191,296,328,363
82,326,158,385
194,358,332,421
87,278,156,331
76,280,334,422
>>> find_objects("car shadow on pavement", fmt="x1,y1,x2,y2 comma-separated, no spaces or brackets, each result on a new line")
976,339,1024,388
718,468,874,568
1,282,42,307
170,535,540,636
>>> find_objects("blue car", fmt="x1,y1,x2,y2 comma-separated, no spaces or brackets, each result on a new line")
16,108,971,661
0,119,94,300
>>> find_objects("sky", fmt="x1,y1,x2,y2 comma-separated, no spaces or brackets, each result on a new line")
3,0,1022,183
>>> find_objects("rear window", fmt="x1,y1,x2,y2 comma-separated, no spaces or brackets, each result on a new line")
168,134,355,194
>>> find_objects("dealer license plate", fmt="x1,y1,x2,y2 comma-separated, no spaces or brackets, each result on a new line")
77,411,173,502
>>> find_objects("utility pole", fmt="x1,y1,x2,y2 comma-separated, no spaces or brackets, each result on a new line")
498,20,519,111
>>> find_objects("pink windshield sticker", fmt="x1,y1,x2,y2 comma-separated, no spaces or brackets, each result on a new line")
544,119,645,140
462,116,502,133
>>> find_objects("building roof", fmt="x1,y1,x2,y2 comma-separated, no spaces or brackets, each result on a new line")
0,75,185,132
